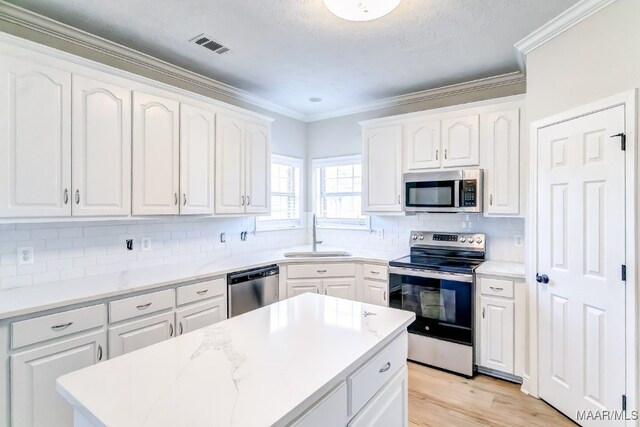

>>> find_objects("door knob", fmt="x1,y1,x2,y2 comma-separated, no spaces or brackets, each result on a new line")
536,274,549,284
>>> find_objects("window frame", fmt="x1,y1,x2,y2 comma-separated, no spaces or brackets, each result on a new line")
255,154,304,232
312,154,370,230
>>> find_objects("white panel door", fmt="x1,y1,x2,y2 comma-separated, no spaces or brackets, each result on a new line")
72,74,131,216
108,311,174,358
322,278,355,300
485,109,520,215
406,119,441,170
179,103,215,215
215,114,245,214
0,57,71,217
480,296,514,374
537,105,626,424
132,91,180,215
441,114,479,167
363,125,402,212
10,330,106,427
349,366,408,427
175,298,226,336
362,279,388,306
245,121,271,214
287,279,322,298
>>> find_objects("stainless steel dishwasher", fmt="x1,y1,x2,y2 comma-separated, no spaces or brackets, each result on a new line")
228,264,279,317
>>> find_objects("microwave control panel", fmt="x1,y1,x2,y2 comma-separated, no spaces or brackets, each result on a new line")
461,180,477,207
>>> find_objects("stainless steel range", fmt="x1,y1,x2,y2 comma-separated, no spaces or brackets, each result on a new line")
388,231,486,377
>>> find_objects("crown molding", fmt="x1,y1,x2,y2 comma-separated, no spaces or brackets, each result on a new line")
305,71,526,122
514,0,618,69
0,1,307,121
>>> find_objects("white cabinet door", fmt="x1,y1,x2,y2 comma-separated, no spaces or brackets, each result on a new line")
244,121,271,214
0,57,71,217
175,298,226,336
349,366,408,427
363,125,402,213
72,74,131,216
108,311,174,358
180,103,215,215
441,114,479,167
292,382,347,427
485,109,520,215
480,296,514,374
287,279,322,297
132,91,180,215
215,114,245,214
322,278,355,300
10,330,106,427
362,280,388,306
405,119,440,170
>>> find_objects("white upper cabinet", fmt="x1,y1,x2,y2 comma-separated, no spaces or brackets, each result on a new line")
484,109,520,215
179,103,215,215
405,119,440,170
441,114,479,167
215,113,272,215
132,91,180,215
0,57,72,217
363,125,403,213
72,74,131,216
244,122,271,214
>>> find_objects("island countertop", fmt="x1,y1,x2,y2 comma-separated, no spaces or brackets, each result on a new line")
56,293,415,427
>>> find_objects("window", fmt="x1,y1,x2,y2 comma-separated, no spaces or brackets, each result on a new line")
313,155,369,229
256,155,303,231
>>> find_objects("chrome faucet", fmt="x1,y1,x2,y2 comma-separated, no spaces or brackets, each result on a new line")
312,214,323,252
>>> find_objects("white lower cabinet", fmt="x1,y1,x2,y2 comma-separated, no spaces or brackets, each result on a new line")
10,330,106,427
479,296,514,374
175,298,226,336
292,383,348,427
349,366,408,427
362,279,388,306
323,278,356,300
108,311,174,358
287,279,322,297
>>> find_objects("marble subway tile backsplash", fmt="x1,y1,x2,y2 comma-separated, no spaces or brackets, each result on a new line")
315,214,525,262
0,217,306,290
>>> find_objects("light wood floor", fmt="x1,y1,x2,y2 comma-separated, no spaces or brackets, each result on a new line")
408,362,576,426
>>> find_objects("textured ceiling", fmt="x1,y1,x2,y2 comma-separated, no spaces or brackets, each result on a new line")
7,0,579,116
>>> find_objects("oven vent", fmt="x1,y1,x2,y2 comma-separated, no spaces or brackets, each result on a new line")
190,34,229,55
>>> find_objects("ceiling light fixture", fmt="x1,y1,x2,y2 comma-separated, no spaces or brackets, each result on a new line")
323,0,402,22
309,97,323,103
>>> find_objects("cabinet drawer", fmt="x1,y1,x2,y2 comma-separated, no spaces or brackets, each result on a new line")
109,289,175,323
176,277,225,306
363,264,388,280
348,331,407,416
480,278,514,298
11,304,106,350
287,263,356,279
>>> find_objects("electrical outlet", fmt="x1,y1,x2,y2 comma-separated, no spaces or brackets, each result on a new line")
514,235,524,247
376,229,384,239
17,247,34,265
141,237,151,252
126,239,133,251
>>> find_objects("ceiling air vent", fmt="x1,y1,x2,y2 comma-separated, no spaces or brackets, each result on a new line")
190,34,229,55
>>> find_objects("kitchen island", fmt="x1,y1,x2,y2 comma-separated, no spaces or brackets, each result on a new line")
57,293,415,427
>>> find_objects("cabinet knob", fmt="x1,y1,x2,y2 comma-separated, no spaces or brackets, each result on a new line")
179,322,183,336
75,189,80,205
97,345,103,361
169,323,174,337
444,149,448,159
183,193,187,206
174,193,178,206
482,307,485,318
63,189,69,205
247,195,251,206
435,149,439,160
242,195,246,206
490,194,493,206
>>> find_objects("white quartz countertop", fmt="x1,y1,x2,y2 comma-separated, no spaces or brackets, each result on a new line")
57,293,415,427
0,246,402,321
475,260,526,279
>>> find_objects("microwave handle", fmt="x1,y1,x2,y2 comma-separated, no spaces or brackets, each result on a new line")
454,180,461,208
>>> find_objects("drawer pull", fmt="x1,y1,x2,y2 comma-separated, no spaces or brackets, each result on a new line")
370,271,380,275
169,324,174,337
51,322,73,331
136,302,152,310
179,322,183,335
196,289,209,296
97,345,103,361
317,269,327,273
379,362,391,373
489,286,504,292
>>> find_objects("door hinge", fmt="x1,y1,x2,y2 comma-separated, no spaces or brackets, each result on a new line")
622,265,627,281
622,394,627,411
611,133,626,151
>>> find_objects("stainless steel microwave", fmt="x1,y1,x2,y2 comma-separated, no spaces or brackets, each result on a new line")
403,169,483,213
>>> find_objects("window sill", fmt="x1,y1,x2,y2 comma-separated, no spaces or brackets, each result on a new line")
255,225,304,233
316,225,371,232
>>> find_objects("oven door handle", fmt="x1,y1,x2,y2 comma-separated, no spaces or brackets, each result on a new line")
388,266,474,283
453,180,461,208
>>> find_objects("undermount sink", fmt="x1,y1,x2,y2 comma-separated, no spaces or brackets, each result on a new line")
283,251,352,258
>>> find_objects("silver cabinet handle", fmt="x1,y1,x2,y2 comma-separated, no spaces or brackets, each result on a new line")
174,193,178,206
179,322,183,335
482,307,486,318
169,323,174,337
317,269,327,273
63,189,69,205
444,149,448,159
136,302,152,310
379,362,391,373
183,193,187,206
397,195,401,204
490,286,503,292
247,195,251,206
490,194,493,206
435,149,439,160
51,322,73,331
383,290,387,302
196,289,209,296
97,345,103,361
370,271,380,275
241,195,246,206
75,189,80,205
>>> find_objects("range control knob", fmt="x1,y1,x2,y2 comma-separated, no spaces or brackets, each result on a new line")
419,235,424,240
459,237,466,243
476,237,483,244
467,237,474,243
411,234,418,240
